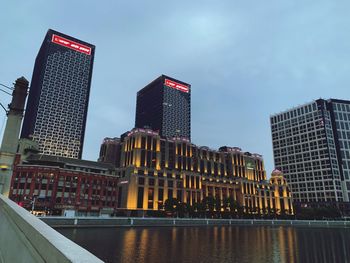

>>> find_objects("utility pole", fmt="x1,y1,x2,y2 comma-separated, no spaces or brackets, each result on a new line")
0,77,29,197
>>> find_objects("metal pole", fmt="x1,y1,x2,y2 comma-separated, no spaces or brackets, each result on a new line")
31,197,36,213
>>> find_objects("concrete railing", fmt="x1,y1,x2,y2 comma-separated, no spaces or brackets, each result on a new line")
41,216,350,228
0,195,103,263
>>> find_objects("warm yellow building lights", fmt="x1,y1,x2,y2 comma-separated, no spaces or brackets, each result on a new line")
117,129,294,216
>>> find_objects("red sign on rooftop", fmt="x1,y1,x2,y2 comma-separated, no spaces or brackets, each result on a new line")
164,79,189,93
52,34,91,55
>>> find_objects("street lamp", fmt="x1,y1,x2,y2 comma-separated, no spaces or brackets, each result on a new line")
31,196,37,214
24,195,38,214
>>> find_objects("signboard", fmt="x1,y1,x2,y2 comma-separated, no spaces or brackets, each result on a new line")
245,158,255,170
164,79,189,93
52,34,91,55
127,128,159,137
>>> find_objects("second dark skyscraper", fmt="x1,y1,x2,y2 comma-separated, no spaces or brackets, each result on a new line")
21,29,95,159
135,75,191,140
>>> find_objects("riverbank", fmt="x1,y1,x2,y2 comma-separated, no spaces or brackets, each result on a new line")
40,217,350,228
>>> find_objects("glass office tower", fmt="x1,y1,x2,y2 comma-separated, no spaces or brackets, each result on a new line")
21,29,95,159
135,75,191,140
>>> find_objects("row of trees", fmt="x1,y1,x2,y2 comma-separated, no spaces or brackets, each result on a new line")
295,207,342,220
145,198,343,219
163,196,241,218
161,196,284,219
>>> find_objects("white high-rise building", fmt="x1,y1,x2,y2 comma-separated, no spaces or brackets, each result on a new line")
271,99,350,208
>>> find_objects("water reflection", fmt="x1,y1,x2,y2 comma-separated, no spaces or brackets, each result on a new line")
57,226,350,263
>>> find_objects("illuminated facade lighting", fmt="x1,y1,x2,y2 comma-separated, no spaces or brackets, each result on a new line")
115,128,294,215
21,29,95,159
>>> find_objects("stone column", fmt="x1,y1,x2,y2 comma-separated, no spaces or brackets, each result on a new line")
0,77,29,197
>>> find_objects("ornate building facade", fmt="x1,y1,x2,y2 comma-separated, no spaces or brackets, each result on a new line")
115,128,294,215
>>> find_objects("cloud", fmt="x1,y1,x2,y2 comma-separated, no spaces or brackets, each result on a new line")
1,0,350,172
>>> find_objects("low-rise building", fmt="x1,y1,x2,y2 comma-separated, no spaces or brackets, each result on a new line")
9,151,118,216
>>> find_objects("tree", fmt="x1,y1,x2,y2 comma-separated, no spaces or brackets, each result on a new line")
164,198,179,216
193,202,206,218
184,203,195,218
237,204,244,218
228,197,239,213
223,197,230,212
222,197,240,218
176,202,187,218
202,196,215,218
296,207,342,220
215,197,222,218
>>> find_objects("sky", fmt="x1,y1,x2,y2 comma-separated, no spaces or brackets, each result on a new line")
1,0,350,175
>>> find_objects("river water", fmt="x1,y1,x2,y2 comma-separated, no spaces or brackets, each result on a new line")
57,226,350,263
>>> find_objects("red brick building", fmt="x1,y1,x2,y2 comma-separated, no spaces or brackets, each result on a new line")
10,154,118,216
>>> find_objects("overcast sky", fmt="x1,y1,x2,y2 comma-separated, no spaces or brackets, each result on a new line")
1,1,350,175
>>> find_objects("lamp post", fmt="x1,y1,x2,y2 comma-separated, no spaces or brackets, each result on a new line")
31,196,37,214
24,195,38,214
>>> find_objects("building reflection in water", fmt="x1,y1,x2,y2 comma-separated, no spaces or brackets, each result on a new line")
57,225,350,263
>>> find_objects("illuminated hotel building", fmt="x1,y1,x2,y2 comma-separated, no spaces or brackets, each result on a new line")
271,99,350,208
115,128,293,215
135,75,191,140
21,29,95,159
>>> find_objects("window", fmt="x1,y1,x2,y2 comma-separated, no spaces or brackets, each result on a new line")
148,188,154,209
137,187,144,209
149,178,155,186
158,188,164,203
168,189,173,199
168,180,173,188
177,190,182,202
138,177,145,185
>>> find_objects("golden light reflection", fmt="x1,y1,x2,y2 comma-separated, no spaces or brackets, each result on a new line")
60,222,350,263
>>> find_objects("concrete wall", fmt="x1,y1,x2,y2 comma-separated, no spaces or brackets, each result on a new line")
40,216,350,228
0,194,103,263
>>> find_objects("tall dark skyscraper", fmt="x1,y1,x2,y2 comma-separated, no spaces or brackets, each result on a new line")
135,75,191,140
21,29,95,159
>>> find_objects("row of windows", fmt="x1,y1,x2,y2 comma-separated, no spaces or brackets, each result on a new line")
137,176,186,189
271,103,318,124
333,102,350,113
11,171,118,208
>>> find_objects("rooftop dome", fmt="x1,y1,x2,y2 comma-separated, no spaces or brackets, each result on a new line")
271,169,283,176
